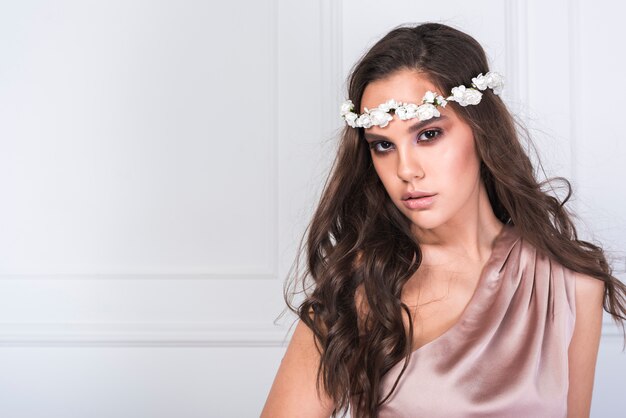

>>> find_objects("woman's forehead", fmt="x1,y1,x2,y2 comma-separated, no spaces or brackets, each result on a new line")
360,70,439,112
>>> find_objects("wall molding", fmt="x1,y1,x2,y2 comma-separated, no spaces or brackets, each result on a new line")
0,320,619,347
0,322,293,347
267,0,280,279
0,273,276,281
567,0,581,219
320,0,344,141
504,0,529,121
0,1,281,282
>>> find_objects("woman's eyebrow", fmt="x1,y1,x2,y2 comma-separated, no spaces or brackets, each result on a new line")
363,115,449,142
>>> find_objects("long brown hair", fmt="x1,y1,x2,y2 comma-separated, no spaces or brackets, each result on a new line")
282,22,626,417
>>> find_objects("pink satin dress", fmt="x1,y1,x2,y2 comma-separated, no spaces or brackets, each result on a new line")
355,223,577,417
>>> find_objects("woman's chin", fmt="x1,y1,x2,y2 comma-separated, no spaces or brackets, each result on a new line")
406,215,446,232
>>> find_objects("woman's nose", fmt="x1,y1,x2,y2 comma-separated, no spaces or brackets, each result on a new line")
396,147,425,181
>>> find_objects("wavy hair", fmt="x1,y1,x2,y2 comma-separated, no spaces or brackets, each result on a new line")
282,22,626,417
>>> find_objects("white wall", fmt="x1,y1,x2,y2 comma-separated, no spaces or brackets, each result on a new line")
0,1,623,417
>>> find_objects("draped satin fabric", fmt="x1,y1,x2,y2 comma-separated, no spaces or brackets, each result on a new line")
352,223,577,418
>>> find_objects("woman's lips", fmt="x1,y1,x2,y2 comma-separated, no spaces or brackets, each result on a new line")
402,194,436,210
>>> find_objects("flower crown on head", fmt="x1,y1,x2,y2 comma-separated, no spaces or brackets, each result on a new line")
340,71,504,129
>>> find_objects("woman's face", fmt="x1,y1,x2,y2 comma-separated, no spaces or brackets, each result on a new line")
360,69,483,233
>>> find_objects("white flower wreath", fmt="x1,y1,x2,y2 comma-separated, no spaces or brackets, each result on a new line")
340,71,504,129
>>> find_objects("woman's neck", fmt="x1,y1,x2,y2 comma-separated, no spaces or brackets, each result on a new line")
411,181,504,265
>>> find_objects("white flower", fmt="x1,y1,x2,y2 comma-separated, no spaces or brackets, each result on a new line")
344,112,358,128
378,99,399,112
463,88,483,105
485,72,504,95
405,104,419,117
448,86,465,102
471,73,489,90
394,105,407,120
472,72,504,95
396,103,419,120
416,103,440,121
448,85,483,106
369,109,393,128
356,113,373,129
339,71,504,128
422,91,437,104
340,100,354,116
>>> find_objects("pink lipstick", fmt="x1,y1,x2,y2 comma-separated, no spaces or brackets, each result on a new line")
401,192,436,210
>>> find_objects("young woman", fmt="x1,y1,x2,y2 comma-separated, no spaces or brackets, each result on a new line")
261,22,626,418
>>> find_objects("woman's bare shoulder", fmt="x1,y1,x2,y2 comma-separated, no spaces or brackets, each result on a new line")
261,317,335,418
567,271,604,417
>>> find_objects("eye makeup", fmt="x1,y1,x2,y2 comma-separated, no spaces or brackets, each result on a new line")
368,128,443,155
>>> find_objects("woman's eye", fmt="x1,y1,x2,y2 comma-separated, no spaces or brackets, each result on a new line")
370,141,393,153
417,129,442,142
369,129,442,154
